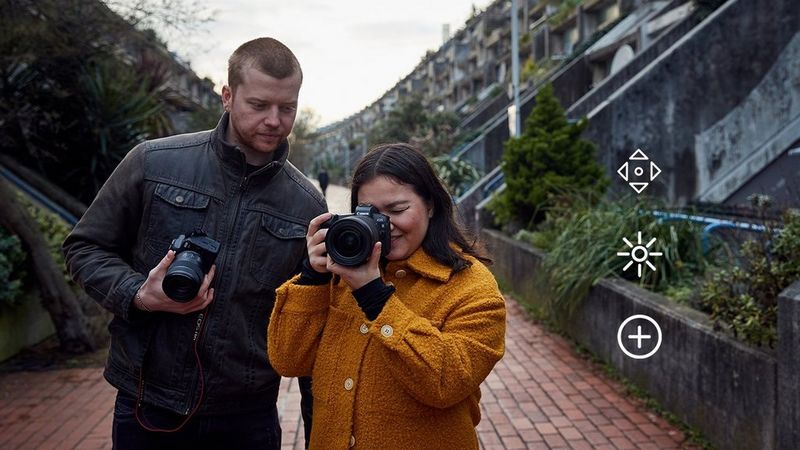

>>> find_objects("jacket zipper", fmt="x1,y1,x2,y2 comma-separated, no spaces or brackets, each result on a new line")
184,165,250,414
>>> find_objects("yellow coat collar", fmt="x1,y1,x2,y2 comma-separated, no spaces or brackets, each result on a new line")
385,247,454,282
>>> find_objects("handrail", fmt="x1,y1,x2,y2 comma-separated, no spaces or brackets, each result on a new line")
0,166,79,226
651,210,771,252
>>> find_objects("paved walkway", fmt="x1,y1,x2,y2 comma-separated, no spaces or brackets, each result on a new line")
0,299,696,450
318,182,351,214
0,184,698,449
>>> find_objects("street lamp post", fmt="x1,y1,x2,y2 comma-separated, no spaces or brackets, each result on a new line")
343,139,350,180
511,0,522,138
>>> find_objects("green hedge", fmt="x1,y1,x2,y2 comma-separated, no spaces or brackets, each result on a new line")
0,194,73,308
0,228,26,307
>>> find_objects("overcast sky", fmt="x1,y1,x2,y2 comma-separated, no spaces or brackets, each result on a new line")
167,1,494,126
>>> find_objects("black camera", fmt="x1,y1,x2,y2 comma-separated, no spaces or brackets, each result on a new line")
162,231,220,302
322,204,391,266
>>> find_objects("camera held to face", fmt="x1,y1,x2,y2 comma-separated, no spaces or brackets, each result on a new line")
322,204,392,266
162,231,220,302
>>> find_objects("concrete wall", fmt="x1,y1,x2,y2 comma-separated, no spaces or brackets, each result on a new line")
582,0,800,205
777,282,800,449
578,278,776,450
567,7,700,119
482,228,792,449
0,291,55,362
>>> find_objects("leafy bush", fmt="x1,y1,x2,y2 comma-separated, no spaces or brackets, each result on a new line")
548,0,583,27
0,1,213,204
368,96,463,157
25,198,73,283
488,83,608,229
527,195,717,323
701,210,800,347
0,193,74,309
0,227,26,307
431,155,480,198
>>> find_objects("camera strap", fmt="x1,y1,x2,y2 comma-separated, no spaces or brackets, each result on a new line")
134,308,209,432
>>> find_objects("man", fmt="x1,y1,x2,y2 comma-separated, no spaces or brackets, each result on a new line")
63,37,324,449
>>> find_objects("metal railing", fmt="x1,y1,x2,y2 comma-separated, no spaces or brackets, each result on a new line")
0,165,79,226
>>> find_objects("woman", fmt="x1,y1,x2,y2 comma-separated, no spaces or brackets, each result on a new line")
268,143,506,449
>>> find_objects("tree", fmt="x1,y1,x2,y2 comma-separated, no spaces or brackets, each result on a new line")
0,0,211,203
431,155,481,198
489,83,608,228
368,96,462,157
0,178,96,353
0,0,213,354
288,108,321,174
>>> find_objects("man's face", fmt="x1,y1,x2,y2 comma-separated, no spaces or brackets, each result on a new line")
222,66,301,163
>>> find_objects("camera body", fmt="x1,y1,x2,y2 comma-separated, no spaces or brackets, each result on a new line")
162,231,220,302
322,204,391,266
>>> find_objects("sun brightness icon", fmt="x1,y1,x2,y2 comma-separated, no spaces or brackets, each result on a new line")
617,232,663,278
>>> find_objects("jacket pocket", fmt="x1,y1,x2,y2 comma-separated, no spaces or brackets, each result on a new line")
248,212,307,287
143,183,211,260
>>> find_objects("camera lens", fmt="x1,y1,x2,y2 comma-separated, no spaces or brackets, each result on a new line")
326,217,378,266
162,251,204,302
335,229,363,258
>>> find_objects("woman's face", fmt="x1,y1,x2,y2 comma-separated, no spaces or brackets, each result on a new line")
357,176,432,261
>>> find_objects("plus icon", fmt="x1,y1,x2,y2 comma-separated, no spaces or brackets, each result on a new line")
627,326,651,349
617,314,663,359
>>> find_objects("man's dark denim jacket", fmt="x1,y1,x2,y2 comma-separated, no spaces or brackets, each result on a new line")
63,113,326,416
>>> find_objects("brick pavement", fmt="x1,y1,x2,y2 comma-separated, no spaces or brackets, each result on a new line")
0,297,697,449
0,185,698,449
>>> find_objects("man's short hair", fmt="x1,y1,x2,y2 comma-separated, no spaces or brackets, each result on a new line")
227,37,303,89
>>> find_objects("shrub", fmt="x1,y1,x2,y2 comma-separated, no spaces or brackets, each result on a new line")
0,193,74,310
368,96,462,157
529,194,716,323
431,155,480,198
26,199,73,283
488,83,607,229
0,227,26,307
701,210,800,347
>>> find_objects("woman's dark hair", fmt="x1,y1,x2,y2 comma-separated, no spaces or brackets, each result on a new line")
350,143,491,272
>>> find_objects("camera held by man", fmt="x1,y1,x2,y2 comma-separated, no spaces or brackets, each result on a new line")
322,204,391,266
162,231,220,302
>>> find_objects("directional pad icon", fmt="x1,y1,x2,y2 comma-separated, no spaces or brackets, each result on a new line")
617,149,661,194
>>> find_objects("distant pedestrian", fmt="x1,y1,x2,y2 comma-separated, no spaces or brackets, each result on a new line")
317,169,329,197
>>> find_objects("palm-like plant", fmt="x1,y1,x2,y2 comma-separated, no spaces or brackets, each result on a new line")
77,59,173,194
431,155,481,198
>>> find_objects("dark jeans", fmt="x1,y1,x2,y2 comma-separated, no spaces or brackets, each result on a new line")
299,376,313,447
112,391,281,450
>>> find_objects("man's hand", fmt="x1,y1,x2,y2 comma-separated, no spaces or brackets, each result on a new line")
135,250,216,314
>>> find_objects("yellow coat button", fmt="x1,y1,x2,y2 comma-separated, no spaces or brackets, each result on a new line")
359,324,369,334
395,269,407,278
350,435,356,447
344,378,354,390
381,325,394,337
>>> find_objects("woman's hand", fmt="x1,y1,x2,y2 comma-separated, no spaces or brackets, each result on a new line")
327,241,383,290
306,212,334,273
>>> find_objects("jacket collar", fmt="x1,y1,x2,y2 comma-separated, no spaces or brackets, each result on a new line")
210,112,290,178
386,247,453,282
